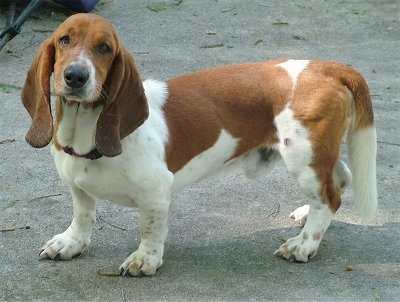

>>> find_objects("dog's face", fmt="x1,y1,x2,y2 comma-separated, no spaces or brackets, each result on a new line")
22,13,149,156
51,14,120,102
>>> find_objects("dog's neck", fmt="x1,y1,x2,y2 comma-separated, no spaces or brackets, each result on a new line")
54,97,104,158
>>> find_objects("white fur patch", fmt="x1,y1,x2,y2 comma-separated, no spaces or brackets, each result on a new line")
56,103,102,155
277,59,309,86
80,52,96,100
172,129,239,192
273,105,317,195
142,79,170,151
143,79,169,110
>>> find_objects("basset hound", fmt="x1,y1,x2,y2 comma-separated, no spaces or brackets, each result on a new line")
22,13,377,277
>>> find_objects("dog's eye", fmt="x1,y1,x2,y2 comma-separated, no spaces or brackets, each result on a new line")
59,36,70,46
97,43,111,54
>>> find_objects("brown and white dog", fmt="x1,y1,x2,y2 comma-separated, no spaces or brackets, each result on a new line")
22,14,377,277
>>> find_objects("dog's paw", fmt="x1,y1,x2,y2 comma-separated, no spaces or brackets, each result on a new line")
274,233,319,262
289,205,310,226
119,250,163,277
39,229,90,260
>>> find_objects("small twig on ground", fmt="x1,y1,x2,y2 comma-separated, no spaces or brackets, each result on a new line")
0,139,15,144
28,193,62,203
133,51,150,55
96,268,121,277
97,215,127,231
0,226,16,232
377,140,400,147
146,5,167,13
221,7,235,13
272,20,289,25
32,27,53,33
266,203,281,219
200,43,224,49
256,1,270,7
0,225,30,232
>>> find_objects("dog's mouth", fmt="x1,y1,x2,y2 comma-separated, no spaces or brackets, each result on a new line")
60,86,87,100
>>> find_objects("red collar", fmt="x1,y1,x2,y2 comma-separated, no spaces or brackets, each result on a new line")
62,146,103,160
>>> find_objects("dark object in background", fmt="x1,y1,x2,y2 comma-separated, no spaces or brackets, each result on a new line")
0,0,100,51
53,0,99,12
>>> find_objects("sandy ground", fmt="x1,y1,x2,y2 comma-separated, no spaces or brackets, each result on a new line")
0,0,399,301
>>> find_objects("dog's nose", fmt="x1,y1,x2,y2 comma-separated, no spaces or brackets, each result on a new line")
64,65,89,88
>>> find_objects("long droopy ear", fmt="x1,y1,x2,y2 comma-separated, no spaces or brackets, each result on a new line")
21,38,55,148
95,47,149,157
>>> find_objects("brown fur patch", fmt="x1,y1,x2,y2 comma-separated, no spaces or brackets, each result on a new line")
313,232,322,241
164,60,290,172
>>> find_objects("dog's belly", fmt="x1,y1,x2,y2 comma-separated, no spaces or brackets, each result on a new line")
172,129,282,193
172,129,239,192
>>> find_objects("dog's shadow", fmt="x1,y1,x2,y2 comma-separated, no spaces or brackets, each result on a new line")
162,220,399,274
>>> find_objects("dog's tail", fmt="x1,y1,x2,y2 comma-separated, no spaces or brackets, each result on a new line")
343,71,377,223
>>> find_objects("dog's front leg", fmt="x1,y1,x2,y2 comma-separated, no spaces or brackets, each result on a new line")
40,187,96,260
120,194,171,277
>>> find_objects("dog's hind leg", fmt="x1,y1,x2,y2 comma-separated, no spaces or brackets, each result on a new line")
274,155,337,262
289,159,352,226
272,105,345,262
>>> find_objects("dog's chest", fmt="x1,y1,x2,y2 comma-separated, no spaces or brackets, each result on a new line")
53,152,136,205
51,120,173,207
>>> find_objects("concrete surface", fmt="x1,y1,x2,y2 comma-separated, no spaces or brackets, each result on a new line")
0,0,399,301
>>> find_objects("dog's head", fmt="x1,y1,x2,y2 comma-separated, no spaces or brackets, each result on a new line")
21,13,149,157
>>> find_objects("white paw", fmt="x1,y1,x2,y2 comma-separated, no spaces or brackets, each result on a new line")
39,228,90,260
274,233,319,262
289,205,310,226
119,249,163,277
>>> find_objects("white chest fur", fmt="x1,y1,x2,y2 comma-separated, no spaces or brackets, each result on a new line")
56,102,102,155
